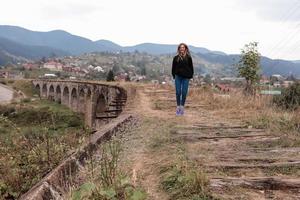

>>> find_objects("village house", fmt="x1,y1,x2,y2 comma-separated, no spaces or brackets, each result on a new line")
94,66,104,72
130,75,146,82
22,62,40,70
270,74,284,83
215,84,230,93
43,61,63,71
283,75,296,88
0,71,9,78
0,70,22,79
220,77,245,82
283,80,294,88
260,75,270,85
115,73,128,82
62,65,73,72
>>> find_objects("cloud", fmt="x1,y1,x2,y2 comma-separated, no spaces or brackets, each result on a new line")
41,1,104,19
236,0,300,22
1,0,300,59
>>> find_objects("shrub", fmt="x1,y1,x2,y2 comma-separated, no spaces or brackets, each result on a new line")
0,105,16,116
0,80,7,85
71,141,147,200
273,82,300,110
161,164,214,200
4,105,82,128
21,98,31,103
9,107,50,125
66,115,83,127
0,100,86,198
11,80,36,97
7,80,14,84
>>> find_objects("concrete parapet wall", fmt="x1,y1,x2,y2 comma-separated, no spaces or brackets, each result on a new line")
20,114,136,200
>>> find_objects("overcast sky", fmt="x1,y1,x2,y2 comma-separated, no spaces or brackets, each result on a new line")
1,0,300,60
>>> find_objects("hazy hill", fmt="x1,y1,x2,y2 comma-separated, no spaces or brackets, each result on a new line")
0,51,20,65
0,37,67,65
0,25,116,55
196,52,300,77
1,25,300,77
122,43,226,55
0,25,225,55
95,39,123,51
260,57,300,76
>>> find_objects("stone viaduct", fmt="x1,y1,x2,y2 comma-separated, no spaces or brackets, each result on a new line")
32,80,127,129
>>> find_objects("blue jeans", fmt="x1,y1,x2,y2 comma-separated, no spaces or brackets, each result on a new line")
175,75,190,106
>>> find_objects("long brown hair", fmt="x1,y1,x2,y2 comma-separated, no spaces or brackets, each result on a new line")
177,43,190,61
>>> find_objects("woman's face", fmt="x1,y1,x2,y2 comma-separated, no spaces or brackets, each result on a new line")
179,45,186,55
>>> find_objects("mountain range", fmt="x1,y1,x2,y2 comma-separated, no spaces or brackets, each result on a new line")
0,25,222,56
0,25,300,77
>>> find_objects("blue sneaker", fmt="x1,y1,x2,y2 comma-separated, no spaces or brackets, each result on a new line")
180,106,184,115
176,107,181,116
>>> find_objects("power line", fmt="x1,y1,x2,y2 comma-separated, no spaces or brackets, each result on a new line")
270,23,300,59
281,36,300,59
264,0,300,58
262,0,300,73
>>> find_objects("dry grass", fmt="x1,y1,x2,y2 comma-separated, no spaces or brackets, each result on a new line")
65,83,300,199
189,88,300,126
127,83,300,199
189,87,270,111
188,86,300,149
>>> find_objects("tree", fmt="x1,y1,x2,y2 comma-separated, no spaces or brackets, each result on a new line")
125,74,131,82
273,82,300,110
203,74,212,84
287,74,296,81
50,52,57,58
237,42,261,95
41,56,47,63
106,69,114,82
112,62,120,73
141,66,147,76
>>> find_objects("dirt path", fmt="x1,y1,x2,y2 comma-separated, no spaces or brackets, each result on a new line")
119,85,170,200
124,84,300,199
68,83,300,200
0,84,14,103
119,84,221,199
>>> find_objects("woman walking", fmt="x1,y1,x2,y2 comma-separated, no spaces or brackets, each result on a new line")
172,43,194,116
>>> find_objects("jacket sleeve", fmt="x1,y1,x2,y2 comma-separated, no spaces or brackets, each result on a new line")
189,56,194,78
172,57,176,79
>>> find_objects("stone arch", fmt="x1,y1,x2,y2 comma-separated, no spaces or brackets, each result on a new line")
48,85,55,101
56,85,62,103
70,88,78,110
42,84,47,98
101,87,109,102
78,88,85,113
86,88,92,100
85,88,93,127
118,87,127,100
31,80,126,129
62,86,69,106
95,92,107,117
35,84,41,97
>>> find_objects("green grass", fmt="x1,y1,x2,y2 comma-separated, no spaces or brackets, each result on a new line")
0,100,83,128
69,140,147,200
160,163,215,200
0,99,88,199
